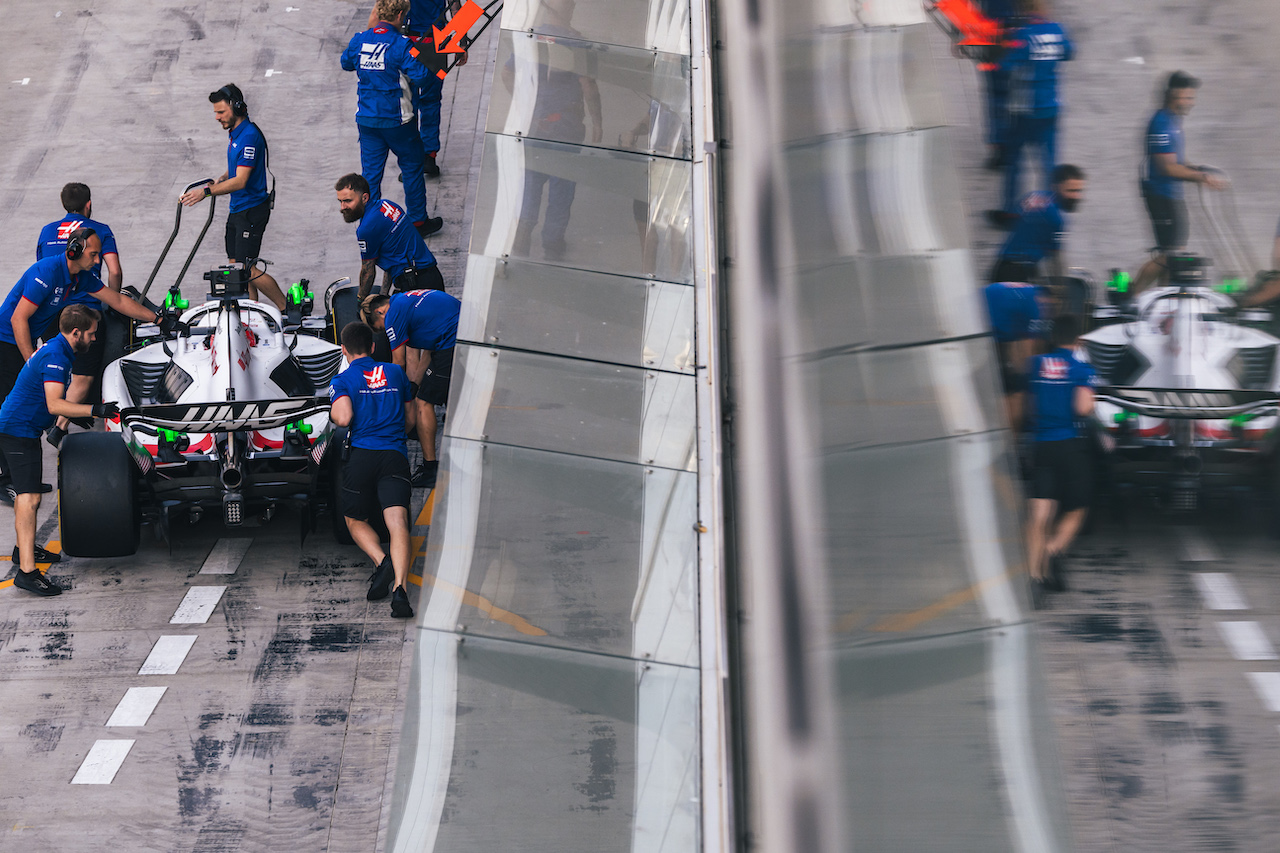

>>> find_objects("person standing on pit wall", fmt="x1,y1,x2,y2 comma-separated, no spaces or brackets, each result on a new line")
335,173,443,300
1025,314,1099,600
991,163,1085,282
344,0,444,240
179,84,288,312
986,0,1072,230
329,321,416,618
1130,71,1227,296
0,305,117,597
362,288,460,490
35,183,124,445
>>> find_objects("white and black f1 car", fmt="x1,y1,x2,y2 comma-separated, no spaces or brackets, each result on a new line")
1084,256,1280,511
58,266,367,556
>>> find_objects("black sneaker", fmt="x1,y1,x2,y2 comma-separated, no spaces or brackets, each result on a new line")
13,545,61,564
411,461,439,490
13,569,62,596
391,585,414,618
1047,553,1067,592
415,217,444,238
424,153,441,178
367,555,394,602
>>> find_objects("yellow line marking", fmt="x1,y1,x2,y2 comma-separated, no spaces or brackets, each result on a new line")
865,567,1025,633
414,487,435,528
406,571,548,636
0,579,13,590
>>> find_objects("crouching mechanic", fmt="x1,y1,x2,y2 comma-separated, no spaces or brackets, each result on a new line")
1025,314,1099,599
329,321,416,618
0,306,117,597
335,173,443,300
362,288,460,489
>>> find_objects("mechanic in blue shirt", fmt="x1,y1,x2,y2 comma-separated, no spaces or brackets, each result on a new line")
1025,314,1099,598
0,305,118,597
991,163,1084,281
986,0,1072,229
342,0,444,239
985,275,1048,428
363,288,460,489
978,0,1019,170
1131,71,1227,295
335,172,443,300
329,321,416,618
179,84,287,312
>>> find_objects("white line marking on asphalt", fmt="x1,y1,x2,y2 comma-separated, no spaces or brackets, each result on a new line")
1217,622,1277,661
1123,56,1145,65
1177,527,1219,562
139,635,198,675
1249,672,1280,712
170,586,226,624
105,687,168,727
13,78,30,85
71,740,135,784
1194,573,1248,611
199,538,252,575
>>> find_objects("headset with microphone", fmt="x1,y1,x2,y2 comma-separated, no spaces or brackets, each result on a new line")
214,84,248,118
65,227,96,262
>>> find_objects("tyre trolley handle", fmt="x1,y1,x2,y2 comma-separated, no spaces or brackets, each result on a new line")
141,179,218,302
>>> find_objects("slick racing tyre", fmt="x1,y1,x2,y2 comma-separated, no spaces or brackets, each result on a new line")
59,432,141,557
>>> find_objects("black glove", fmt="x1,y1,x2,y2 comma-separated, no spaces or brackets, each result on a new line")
92,401,120,419
70,417,95,429
46,426,67,448
158,314,190,336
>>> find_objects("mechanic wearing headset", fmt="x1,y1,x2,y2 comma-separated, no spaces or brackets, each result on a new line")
335,172,444,300
329,321,416,618
35,183,124,445
343,0,444,239
361,288,460,490
990,163,1084,283
1024,314,1099,600
179,84,288,312
0,305,118,597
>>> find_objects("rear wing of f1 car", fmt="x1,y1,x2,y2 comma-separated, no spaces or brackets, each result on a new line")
1097,387,1280,420
121,396,331,433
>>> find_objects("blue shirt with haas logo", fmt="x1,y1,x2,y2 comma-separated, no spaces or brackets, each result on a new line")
1027,347,1098,442
341,23,433,127
1144,108,1186,199
0,334,75,438
0,256,103,346
357,199,437,275
1003,19,1072,117
330,355,413,457
384,289,460,352
999,190,1067,264
984,282,1046,344
36,215,119,306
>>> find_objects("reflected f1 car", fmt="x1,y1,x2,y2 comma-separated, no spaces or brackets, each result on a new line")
1084,256,1280,511
58,265,363,557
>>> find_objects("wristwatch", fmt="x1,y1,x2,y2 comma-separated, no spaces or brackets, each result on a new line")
203,185,213,198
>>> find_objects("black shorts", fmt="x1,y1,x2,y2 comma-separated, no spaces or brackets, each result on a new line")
0,341,25,403
392,264,444,295
1031,438,1092,511
417,347,453,406
225,199,272,262
999,359,1028,394
0,434,43,494
1143,191,1188,252
341,447,412,522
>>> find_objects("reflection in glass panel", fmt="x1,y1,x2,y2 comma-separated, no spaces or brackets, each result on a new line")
501,0,690,55
388,633,700,852
458,256,695,373
471,135,694,283
490,31,692,159
421,439,698,666
447,346,695,469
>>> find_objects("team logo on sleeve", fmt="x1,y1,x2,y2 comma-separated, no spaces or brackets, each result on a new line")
1040,357,1067,380
379,200,402,222
363,365,388,389
360,42,389,70
243,146,256,160
1150,133,1169,147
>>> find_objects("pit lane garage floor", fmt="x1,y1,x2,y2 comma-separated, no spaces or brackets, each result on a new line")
0,2,495,850
939,2,1280,850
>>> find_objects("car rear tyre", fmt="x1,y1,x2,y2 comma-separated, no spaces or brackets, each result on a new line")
59,432,140,557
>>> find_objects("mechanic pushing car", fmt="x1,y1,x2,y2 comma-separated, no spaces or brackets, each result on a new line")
991,163,1084,282
361,288,460,490
984,271,1048,430
1025,314,1099,600
335,172,444,299
179,83,288,312
0,305,118,597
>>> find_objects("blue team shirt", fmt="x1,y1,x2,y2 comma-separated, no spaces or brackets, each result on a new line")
1027,347,1098,442
36,214,119,306
0,256,104,346
1003,19,1072,117
227,120,270,213
0,334,75,438
341,24,431,127
384,289,460,352
330,356,413,456
999,190,1067,264
357,199,437,273
984,282,1046,343
1144,108,1185,199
